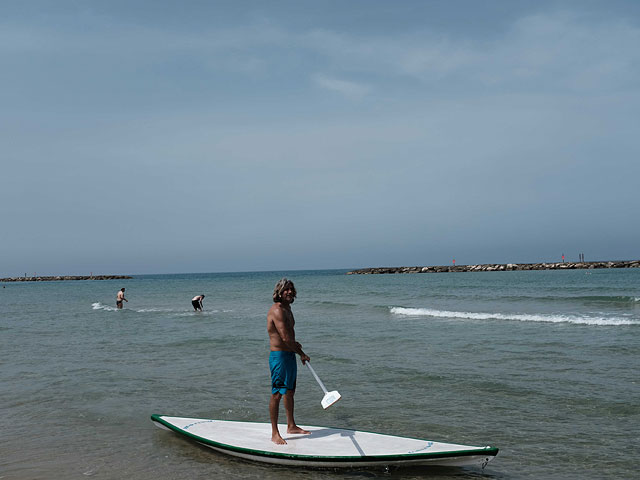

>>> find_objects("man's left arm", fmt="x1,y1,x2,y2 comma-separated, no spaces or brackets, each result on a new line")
296,342,310,364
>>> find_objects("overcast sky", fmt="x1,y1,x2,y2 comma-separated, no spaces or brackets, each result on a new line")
1,0,639,275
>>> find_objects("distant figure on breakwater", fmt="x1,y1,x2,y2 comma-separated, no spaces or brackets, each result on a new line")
191,294,205,311
116,288,128,309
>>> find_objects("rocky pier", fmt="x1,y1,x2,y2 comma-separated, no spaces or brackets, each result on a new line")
1,275,133,282
347,260,640,275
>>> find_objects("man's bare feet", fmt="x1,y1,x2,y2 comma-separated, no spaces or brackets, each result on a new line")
287,425,311,435
271,433,287,445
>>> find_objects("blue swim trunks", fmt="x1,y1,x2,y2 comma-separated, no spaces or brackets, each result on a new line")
269,350,297,395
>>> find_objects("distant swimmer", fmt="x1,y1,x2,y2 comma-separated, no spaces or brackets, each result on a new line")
192,294,205,311
116,288,128,309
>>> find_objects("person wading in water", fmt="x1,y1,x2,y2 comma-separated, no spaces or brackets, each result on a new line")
116,288,128,309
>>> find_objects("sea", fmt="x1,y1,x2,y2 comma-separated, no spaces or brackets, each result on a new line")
2,268,639,479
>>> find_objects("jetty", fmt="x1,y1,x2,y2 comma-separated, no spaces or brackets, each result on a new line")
1,275,132,282
347,260,640,275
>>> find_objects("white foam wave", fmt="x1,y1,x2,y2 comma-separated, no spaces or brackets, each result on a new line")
91,302,224,315
176,310,218,317
136,308,176,313
133,307,222,313
389,307,640,326
91,302,117,311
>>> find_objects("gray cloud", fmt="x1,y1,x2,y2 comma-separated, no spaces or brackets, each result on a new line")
1,3,638,274
311,73,372,98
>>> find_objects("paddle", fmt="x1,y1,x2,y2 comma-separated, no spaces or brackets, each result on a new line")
305,362,341,409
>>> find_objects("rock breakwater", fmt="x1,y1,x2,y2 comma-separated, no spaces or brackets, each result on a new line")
347,260,640,275
1,275,133,282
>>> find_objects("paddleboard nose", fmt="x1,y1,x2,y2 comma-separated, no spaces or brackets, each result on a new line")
321,391,341,409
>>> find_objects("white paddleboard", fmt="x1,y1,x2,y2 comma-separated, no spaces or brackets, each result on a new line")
151,414,498,468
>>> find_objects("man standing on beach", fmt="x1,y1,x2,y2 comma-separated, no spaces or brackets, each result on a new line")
116,288,128,309
267,278,310,445
191,294,205,311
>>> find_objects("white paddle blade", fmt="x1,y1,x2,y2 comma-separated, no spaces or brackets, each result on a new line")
321,390,341,409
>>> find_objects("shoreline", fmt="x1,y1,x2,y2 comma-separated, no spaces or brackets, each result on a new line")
1,275,133,282
347,260,640,275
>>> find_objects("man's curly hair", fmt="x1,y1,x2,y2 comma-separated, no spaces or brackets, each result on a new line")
273,278,297,303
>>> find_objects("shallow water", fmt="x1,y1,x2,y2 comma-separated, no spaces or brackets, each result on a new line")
2,269,639,479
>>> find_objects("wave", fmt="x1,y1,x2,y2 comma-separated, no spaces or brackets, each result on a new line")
389,307,640,326
532,295,640,304
175,310,218,317
91,303,227,315
307,300,360,308
91,302,117,311
135,308,176,313
437,294,640,304
137,308,227,314
583,295,640,303
92,303,174,313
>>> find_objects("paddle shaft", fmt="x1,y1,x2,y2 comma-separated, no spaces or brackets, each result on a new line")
305,362,329,394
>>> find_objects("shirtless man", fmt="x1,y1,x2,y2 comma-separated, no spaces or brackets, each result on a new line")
116,288,128,309
191,294,205,311
267,278,310,445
